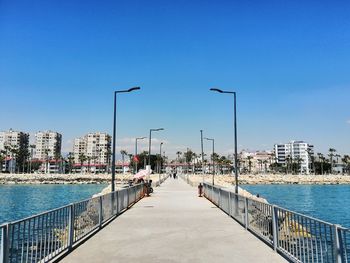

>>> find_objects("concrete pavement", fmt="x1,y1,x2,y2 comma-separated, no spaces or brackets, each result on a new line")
61,178,286,263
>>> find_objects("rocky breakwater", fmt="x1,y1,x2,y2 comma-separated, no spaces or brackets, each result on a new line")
0,173,138,184
185,173,350,186
183,174,268,203
239,173,350,184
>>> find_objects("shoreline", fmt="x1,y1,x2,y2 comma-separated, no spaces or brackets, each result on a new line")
0,173,132,185
0,173,168,185
2,173,350,185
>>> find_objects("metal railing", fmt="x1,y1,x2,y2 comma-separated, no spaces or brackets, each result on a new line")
0,183,146,263
203,183,350,263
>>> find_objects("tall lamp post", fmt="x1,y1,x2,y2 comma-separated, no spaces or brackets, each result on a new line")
210,88,239,194
111,87,140,192
135,137,146,174
159,142,163,183
159,142,163,174
200,130,204,183
204,137,215,185
148,128,164,168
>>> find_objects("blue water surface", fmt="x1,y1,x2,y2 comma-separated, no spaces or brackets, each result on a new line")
242,184,350,228
0,184,107,225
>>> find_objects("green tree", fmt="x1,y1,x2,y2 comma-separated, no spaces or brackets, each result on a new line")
176,151,182,163
328,148,337,174
120,150,128,173
78,153,87,174
67,152,74,174
247,156,253,174
184,149,194,173
342,155,350,175
0,150,5,173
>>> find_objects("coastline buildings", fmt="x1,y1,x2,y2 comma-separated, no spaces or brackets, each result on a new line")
239,150,274,173
73,132,111,173
274,141,314,174
34,131,62,173
0,129,29,172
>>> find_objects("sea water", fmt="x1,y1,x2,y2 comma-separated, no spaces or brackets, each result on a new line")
0,184,107,225
242,184,350,228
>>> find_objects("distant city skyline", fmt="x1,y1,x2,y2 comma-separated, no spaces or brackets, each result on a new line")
1,1,349,157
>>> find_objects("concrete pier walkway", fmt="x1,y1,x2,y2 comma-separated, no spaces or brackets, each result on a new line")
61,178,286,263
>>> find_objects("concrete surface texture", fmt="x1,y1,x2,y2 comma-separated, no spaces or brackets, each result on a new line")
61,178,286,263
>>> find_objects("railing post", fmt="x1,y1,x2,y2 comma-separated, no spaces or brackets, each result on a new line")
68,204,74,250
1,224,9,263
333,224,343,263
116,191,119,215
98,196,103,228
134,186,137,203
244,198,248,230
228,191,232,216
272,205,278,252
218,188,221,208
127,187,130,206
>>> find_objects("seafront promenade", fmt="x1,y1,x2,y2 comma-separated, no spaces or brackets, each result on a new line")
61,178,285,263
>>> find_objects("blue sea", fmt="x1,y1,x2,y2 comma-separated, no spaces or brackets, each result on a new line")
242,184,350,228
0,184,107,225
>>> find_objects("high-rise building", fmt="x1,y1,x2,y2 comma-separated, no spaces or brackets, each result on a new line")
0,129,29,172
274,141,314,174
34,131,62,160
73,132,111,172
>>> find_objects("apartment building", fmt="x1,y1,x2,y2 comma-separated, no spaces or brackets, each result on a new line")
34,131,62,160
240,150,274,173
0,129,29,172
73,132,111,173
274,141,314,174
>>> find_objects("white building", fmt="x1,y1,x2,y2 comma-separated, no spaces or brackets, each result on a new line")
240,150,274,173
274,141,314,174
34,131,62,160
73,132,111,173
0,129,29,172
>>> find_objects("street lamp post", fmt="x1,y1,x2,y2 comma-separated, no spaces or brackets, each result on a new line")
210,88,239,194
135,137,146,174
111,87,140,192
204,137,215,185
159,142,163,183
159,142,163,174
200,130,204,183
148,128,164,169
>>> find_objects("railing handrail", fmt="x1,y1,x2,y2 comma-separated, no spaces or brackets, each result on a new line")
203,182,338,228
1,183,143,227
0,178,171,263
200,181,350,263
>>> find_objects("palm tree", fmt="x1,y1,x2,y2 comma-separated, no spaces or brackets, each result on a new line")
246,156,253,174
0,150,5,173
342,155,350,175
176,151,182,163
317,153,324,175
78,153,87,174
328,148,337,174
87,156,92,173
67,152,74,174
263,160,268,173
295,157,303,174
285,155,291,174
29,144,36,173
120,150,128,174
44,148,51,174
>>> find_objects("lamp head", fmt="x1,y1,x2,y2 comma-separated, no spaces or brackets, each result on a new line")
210,88,223,93
128,87,141,92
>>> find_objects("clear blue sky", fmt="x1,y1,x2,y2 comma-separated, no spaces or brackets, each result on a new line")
0,0,349,157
